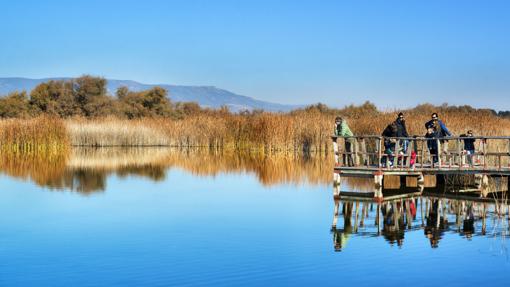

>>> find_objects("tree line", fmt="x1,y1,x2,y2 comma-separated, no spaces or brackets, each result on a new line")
0,76,203,119
1,75,509,120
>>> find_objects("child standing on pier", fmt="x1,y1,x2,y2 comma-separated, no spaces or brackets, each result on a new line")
425,127,439,165
460,130,476,166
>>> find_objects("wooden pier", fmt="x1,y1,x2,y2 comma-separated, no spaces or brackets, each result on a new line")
332,135,510,198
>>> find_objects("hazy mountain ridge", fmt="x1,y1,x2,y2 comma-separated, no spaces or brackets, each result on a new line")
0,77,298,112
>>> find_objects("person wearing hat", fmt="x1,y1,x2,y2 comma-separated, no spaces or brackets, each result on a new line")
334,116,355,166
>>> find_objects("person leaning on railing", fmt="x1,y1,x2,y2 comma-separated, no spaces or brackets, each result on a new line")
425,112,452,154
381,122,398,167
425,126,439,165
334,116,355,166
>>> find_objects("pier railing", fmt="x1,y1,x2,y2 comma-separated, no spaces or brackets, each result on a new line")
332,135,510,171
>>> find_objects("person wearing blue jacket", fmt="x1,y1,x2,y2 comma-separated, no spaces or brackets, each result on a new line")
425,113,452,138
425,113,453,155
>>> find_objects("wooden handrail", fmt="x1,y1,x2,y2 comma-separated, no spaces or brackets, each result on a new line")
332,135,510,170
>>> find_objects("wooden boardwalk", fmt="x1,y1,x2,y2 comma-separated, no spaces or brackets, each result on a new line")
332,135,510,198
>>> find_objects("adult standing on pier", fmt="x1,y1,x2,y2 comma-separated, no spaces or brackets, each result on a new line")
334,117,355,166
425,113,452,153
394,112,409,153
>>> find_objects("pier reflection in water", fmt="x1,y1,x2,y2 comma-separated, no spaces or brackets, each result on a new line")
332,193,509,251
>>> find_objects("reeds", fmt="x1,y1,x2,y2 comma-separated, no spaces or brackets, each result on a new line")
0,117,69,154
64,111,510,151
2,107,510,152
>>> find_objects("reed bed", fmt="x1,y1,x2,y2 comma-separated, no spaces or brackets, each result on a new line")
0,117,68,154
2,106,510,152
64,111,510,152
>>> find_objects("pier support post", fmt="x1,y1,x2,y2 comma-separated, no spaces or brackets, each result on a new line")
475,174,489,197
417,173,425,185
374,171,384,201
333,172,341,197
332,200,340,230
332,138,340,166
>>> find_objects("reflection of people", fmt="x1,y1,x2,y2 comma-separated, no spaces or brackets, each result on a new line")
334,117,355,166
424,199,448,248
462,203,475,239
332,202,353,251
381,202,405,247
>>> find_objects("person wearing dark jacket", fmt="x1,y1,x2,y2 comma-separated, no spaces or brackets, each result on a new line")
460,130,476,166
425,127,439,165
425,113,452,155
395,112,409,137
381,123,398,167
425,113,451,137
394,112,409,153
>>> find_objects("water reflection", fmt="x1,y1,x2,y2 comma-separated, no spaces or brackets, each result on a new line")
1,147,352,193
332,194,509,251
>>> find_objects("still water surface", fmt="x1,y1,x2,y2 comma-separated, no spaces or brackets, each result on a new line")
0,148,509,286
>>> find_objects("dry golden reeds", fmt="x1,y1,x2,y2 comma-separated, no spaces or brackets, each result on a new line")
62,111,510,151
2,107,510,152
0,117,68,154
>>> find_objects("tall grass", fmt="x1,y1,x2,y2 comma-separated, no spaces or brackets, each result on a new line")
64,111,510,151
0,117,68,154
2,107,510,152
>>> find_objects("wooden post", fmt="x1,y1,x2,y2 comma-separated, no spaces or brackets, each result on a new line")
352,138,359,167
332,137,339,166
354,202,360,233
377,137,383,168
436,199,441,228
394,140,400,168
360,138,368,167
332,200,340,229
420,139,425,168
436,139,442,167
405,138,412,168
482,138,487,168
457,139,463,168
508,139,510,168
374,171,383,200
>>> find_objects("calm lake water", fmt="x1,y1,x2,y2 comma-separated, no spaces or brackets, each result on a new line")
0,148,509,286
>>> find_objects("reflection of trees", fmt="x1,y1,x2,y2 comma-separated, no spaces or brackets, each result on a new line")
3,147,376,193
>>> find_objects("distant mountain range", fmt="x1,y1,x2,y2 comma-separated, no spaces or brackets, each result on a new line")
0,77,299,112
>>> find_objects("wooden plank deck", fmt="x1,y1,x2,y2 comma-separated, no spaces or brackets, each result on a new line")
335,165,510,176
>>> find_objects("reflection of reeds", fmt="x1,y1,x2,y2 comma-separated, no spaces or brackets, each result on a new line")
68,148,336,186
0,151,68,187
1,148,350,193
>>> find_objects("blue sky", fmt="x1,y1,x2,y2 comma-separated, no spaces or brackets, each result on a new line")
1,0,509,110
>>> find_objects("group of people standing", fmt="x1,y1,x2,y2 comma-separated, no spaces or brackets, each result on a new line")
334,113,476,167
